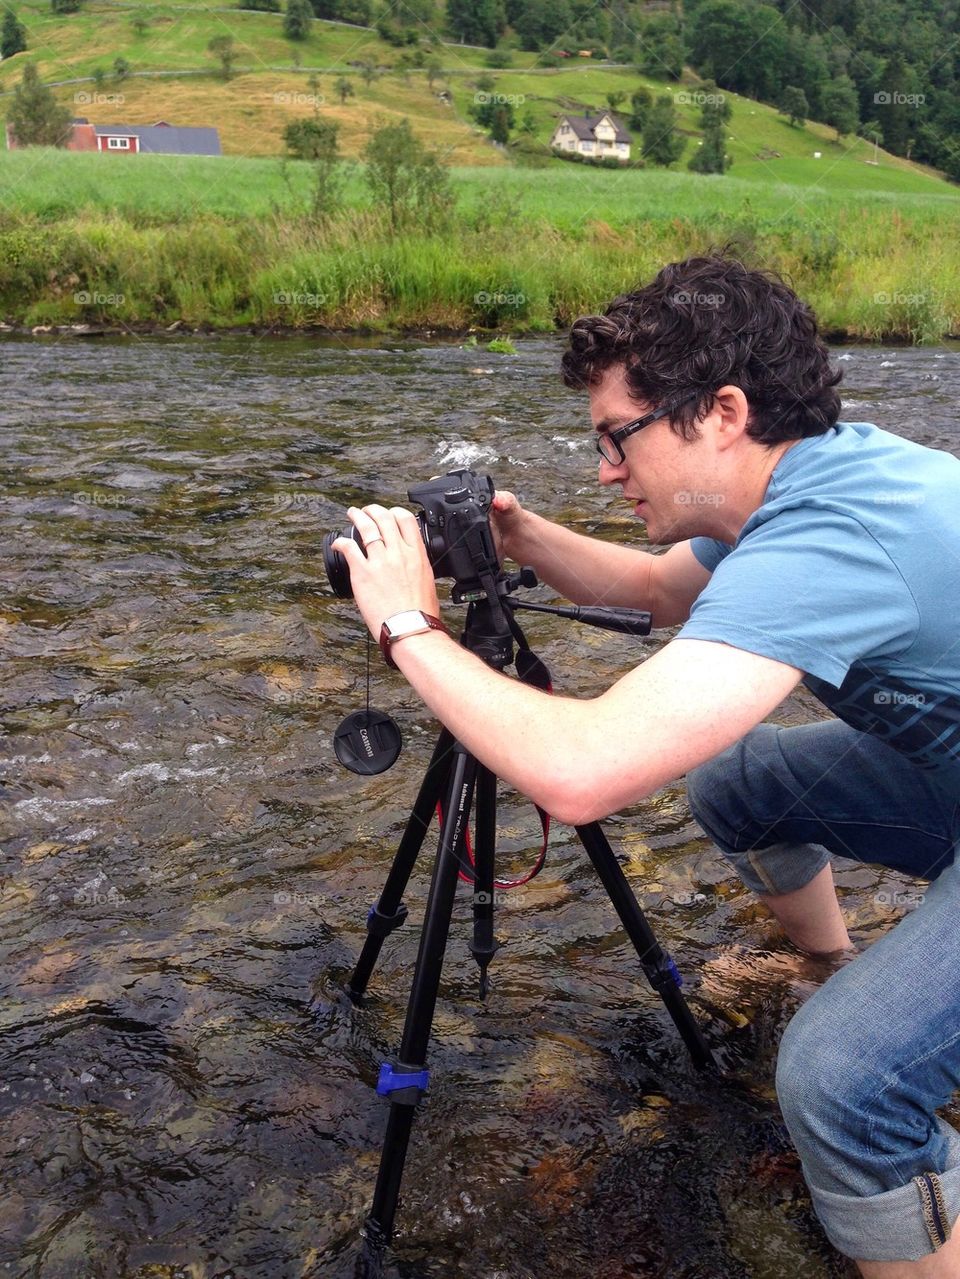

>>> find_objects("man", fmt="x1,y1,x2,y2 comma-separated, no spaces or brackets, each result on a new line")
332,255,960,1277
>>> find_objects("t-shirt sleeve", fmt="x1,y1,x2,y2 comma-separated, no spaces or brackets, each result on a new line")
690,536,733,572
676,509,919,686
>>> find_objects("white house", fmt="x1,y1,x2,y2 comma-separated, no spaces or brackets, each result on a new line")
550,112,631,162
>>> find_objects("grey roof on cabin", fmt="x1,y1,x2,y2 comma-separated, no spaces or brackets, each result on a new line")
93,124,222,155
557,112,631,143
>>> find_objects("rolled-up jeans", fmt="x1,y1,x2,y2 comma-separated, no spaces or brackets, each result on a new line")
685,719,960,1262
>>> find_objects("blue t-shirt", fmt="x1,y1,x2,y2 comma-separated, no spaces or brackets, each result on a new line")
679,421,960,791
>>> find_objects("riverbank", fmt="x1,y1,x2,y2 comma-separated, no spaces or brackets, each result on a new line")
3,159,960,342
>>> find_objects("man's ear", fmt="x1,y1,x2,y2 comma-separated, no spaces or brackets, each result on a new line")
710,385,751,450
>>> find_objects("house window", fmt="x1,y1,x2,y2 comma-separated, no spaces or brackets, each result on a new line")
107,137,130,149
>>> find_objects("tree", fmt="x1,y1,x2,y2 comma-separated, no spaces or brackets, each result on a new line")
780,85,809,128
358,61,376,87
446,0,504,47
642,94,685,166
50,0,81,12
335,76,354,104
606,91,625,114
284,117,333,158
287,117,343,219
130,12,149,36
688,118,730,173
512,0,570,52
207,35,236,79
92,66,105,91
685,1,788,101
113,55,130,80
687,79,732,172
822,75,859,139
239,0,280,8
1,9,27,58
490,103,511,144
470,79,514,139
6,62,71,147
425,57,443,88
283,0,312,40
629,86,651,132
636,14,683,80
363,117,453,234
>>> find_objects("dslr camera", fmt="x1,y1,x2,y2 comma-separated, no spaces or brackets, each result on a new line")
323,469,501,599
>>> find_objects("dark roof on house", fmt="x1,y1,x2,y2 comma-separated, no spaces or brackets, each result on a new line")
558,112,631,144
93,123,222,155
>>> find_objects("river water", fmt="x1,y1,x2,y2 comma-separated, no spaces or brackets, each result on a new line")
1,335,958,1279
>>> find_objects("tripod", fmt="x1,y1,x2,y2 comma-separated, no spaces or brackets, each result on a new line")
344,581,717,1275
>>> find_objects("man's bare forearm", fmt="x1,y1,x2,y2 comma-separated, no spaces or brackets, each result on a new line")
504,510,655,609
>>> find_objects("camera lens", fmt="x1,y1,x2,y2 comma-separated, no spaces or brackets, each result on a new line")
322,526,363,598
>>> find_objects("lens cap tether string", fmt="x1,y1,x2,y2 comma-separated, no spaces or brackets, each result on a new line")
333,634,402,776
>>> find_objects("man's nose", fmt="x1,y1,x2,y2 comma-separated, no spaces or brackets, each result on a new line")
598,455,627,484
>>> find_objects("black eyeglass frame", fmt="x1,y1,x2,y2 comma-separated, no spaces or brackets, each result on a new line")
595,392,700,465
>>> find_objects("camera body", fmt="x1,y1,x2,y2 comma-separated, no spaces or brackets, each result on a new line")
323,469,501,599
407,470,499,594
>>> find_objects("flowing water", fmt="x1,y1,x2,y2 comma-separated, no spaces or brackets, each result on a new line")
1,335,959,1279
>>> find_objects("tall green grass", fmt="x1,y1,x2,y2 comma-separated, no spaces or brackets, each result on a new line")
3,207,958,341
2,152,959,340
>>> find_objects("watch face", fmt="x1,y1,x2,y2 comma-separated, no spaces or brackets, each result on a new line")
387,610,428,637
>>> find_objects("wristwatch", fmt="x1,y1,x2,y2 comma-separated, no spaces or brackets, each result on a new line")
379,610,449,669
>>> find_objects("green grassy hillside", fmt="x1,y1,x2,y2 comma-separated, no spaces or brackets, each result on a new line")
0,0,956,198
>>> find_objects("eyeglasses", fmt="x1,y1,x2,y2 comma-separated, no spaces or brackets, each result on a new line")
595,393,699,466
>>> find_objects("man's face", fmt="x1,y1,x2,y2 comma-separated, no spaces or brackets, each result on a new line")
589,363,717,545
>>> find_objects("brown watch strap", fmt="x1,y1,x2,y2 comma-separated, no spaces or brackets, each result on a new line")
378,613,448,669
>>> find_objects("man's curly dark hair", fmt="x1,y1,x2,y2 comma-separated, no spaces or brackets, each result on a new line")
561,255,842,446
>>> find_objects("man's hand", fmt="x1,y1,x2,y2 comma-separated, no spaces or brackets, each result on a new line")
331,504,441,640
489,489,528,564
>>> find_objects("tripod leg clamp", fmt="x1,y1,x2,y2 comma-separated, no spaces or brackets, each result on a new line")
377,1061,430,1106
647,954,683,993
366,902,409,940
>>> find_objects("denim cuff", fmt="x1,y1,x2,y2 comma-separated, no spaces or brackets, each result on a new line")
805,1117,960,1262
727,840,832,897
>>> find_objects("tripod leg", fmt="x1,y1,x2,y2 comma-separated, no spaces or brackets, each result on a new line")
361,742,479,1259
575,822,716,1071
346,727,456,1003
468,765,500,1000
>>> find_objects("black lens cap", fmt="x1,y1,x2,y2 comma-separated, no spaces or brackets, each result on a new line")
333,709,402,775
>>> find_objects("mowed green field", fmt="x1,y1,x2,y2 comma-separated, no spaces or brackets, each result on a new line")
3,147,958,224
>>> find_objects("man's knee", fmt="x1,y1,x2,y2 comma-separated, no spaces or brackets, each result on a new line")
685,741,744,848
775,993,877,1194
